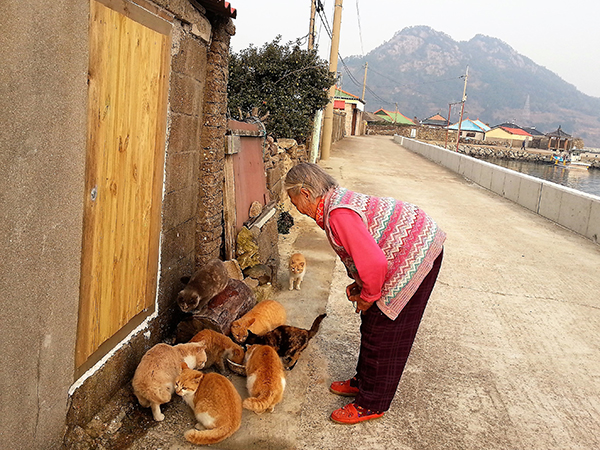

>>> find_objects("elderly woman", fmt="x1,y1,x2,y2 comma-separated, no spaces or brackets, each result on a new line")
284,162,445,424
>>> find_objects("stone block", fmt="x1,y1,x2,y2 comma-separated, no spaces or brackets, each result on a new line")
162,185,198,232
224,259,244,280
172,35,208,77
169,113,199,154
161,219,196,269
165,151,197,193
266,165,284,190
170,74,203,116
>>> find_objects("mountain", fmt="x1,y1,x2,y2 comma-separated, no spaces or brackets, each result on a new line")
341,26,600,147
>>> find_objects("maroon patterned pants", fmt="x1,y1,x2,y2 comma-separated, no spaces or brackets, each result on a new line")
355,250,444,412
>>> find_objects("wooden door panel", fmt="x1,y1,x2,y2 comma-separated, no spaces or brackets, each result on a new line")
76,0,170,371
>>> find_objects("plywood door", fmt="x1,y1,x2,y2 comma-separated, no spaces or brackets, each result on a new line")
76,0,171,372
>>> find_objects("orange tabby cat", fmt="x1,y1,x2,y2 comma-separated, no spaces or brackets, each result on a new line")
175,362,242,445
288,252,306,290
230,299,287,343
189,329,245,372
132,342,207,421
243,344,286,414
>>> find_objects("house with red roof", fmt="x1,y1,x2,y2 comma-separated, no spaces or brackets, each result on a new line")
485,124,532,147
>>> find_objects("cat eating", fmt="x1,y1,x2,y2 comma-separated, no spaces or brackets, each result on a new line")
230,299,287,344
175,362,242,445
243,344,286,414
288,252,306,290
132,342,207,421
189,328,245,373
245,313,326,370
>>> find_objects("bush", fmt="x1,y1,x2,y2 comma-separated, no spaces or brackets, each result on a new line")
228,37,335,143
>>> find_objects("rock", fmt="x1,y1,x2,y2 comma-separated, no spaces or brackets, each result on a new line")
243,263,272,285
223,259,244,280
249,201,263,218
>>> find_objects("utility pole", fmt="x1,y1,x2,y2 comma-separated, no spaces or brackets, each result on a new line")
455,66,469,152
308,0,316,50
320,0,343,161
445,103,452,150
361,61,368,101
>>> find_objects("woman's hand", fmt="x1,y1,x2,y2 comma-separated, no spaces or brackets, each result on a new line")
346,282,374,313
346,281,360,298
353,296,374,313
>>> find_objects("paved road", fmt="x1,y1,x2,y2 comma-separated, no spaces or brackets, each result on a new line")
128,135,600,450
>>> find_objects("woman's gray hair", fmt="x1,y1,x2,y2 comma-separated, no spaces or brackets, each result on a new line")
284,162,339,200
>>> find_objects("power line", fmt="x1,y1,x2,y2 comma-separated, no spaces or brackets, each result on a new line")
355,0,364,56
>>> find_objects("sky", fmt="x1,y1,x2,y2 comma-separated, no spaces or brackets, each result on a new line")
229,0,600,99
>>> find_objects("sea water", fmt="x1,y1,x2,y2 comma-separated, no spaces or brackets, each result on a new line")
483,158,600,199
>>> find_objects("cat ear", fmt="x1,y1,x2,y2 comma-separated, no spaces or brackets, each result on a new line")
180,276,191,285
181,362,189,370
246,318,256,327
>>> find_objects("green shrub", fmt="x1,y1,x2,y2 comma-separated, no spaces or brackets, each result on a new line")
228,37,335,143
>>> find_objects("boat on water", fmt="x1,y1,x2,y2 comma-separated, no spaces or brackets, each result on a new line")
553,155,591,170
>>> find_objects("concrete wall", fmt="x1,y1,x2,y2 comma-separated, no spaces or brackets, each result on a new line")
0,1,89,449
1,1,235,449
395,136,600,244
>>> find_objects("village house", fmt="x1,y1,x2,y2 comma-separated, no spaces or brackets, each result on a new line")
420,112,448,128
449,118,489,140
546,126,573,151
333,87,366,136
373,108,415,125
485,123,532,147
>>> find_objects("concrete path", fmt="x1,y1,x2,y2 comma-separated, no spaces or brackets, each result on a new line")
127,135,600,450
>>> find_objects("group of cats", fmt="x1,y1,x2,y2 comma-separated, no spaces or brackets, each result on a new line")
132,253,324,446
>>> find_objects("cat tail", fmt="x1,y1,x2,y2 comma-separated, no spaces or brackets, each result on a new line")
308,313,327,339
242,391,276,414
184,425,235,446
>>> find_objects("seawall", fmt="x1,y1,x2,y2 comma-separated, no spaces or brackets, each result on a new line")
395,136,600,245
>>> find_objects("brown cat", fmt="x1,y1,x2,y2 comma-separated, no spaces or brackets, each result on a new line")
230,299,287,344
245,313,326,370
177,258,229,313
243,344,286,414
175,362,242,445
132,342,207,421
288,252,306,290
189,329,245,372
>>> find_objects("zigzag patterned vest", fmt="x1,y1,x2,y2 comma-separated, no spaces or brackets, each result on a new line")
323,187,446,320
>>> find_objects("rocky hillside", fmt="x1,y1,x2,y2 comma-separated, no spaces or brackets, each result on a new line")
342,26,600,146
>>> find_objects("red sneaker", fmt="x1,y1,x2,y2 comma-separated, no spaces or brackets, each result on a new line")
329,378,359,396
330,403,384,424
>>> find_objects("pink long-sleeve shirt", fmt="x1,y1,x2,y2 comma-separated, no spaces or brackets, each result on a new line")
328,208,388,302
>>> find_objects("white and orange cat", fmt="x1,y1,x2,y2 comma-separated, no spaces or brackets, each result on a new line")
288,253,306,290
189,328,245,372
132,342,207,421
230,299,287,343
175,362,242,445
243,344,286,414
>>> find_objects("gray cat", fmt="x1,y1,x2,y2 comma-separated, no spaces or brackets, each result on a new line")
177,258,229,313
